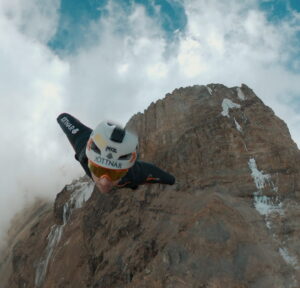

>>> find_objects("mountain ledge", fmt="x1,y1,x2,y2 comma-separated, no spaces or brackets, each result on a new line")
2,83,300,288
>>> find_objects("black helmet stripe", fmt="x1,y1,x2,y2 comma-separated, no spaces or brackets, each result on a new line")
110,126,125,143
91,141,101,154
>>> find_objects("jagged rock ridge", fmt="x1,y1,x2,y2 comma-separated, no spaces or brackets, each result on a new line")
2,84,300,288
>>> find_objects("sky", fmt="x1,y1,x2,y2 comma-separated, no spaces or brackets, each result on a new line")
0,0,300,243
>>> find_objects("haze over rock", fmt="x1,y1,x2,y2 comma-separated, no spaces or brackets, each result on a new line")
1,84,300,288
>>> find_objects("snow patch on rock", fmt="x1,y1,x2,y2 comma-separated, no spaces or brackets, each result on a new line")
206,86,212,95
248,158,299,275
248,158,271,189
221,99,241,118
35,180,94,287
35,224,64,288
237,87,246,100
234,118,243,132
279,247,299,270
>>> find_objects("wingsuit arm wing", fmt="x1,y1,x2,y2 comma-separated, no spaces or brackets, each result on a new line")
137,161,175,185
57,113,92,177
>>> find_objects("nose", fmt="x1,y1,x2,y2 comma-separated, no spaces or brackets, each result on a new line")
96,175,113,193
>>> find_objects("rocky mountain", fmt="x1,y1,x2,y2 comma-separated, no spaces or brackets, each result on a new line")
1,84,300,288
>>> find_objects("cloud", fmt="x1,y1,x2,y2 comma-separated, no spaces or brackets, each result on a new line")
63,2,171,124
0,0,299,243
0,0,81,241
63,0,300,143
174,0,300,144
0,0,60,43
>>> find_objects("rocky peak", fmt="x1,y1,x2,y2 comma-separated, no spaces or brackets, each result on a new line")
2,84,300,288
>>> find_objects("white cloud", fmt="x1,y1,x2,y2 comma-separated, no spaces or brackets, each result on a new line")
0,0,300,244
174,0,300,145
0,0,60,43
61,0,300,145
0,1,81,241
177,38,208,77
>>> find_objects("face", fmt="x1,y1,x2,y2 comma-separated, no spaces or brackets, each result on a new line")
91,173,120,193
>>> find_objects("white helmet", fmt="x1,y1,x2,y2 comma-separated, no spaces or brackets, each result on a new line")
86,121,138,170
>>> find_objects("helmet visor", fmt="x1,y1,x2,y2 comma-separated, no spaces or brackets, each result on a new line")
88,160,128,181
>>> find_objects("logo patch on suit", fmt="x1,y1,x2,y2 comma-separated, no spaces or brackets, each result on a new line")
61,117,80,134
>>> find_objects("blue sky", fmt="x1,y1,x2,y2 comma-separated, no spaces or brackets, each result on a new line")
260,0,300,21
0,0,300,241
259,0,300,72
47,0,300,83
46,0,300,119
49,0,300,55
49,0,187,53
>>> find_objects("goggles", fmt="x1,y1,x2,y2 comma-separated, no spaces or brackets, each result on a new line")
88,160,128,181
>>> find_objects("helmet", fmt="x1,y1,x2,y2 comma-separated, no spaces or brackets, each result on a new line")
86,121,138,170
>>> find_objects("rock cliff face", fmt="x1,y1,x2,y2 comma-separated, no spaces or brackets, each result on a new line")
2,84,300,288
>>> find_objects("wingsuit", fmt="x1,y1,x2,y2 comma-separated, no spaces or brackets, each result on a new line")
57,113,175,190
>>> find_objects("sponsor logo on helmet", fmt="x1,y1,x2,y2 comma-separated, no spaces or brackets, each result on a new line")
106,146,117,153
61,117,80,135
106,153,113,159
95,156,122,169
94,134,107,149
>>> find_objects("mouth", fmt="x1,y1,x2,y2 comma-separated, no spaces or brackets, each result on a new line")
95,182,112,192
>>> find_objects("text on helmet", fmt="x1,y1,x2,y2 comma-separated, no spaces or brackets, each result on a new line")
95,156,122,169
